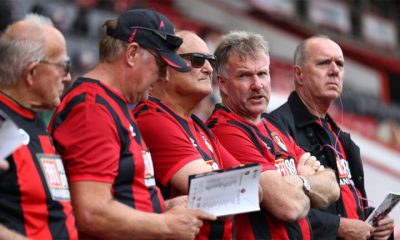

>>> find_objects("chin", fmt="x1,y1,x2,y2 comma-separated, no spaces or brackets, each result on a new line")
325,92,340,100
202,89,213,96
51,99,61,108
253,106,267,115
138,93,149,103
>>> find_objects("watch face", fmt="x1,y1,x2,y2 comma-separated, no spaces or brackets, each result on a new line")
304,179,311,192
299,176,311,193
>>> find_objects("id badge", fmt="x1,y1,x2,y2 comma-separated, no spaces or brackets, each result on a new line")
275,157,297,176
37,154,71,201
204,159,219,171
142,150,156,187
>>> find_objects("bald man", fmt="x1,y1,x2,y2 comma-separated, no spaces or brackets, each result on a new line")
272,35,394,240
0,14,76,239
134,30,240,239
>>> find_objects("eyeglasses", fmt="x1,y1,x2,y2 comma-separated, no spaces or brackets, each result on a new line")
130,26,182,51
37,59,71,77
179,53,216,68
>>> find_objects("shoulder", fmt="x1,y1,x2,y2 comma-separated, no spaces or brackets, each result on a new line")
270,101,292,119
270,102,294,128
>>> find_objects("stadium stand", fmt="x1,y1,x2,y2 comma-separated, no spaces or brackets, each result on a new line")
2,0,399,237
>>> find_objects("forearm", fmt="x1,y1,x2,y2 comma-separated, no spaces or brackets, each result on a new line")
307,168,340,208
71,182,172,240
0,224,27,240
75,198,171,240
261,173,310,221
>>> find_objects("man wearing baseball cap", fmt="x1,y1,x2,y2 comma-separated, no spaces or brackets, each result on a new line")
49,9,215,239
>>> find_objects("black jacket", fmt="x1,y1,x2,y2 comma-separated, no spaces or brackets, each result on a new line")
271,91,373,240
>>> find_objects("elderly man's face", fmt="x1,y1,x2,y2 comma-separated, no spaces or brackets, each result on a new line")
30,27,71,111
219,51,271,123
301,38,344,102
167,32,214,101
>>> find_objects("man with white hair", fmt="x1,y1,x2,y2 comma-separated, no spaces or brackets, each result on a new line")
0,14,76,239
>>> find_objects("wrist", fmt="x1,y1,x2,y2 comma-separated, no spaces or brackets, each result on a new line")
298,175,311,194
337,217,348,237
155,213,173,240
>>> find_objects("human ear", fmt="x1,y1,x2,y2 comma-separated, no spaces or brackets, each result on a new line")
126,43,140,66
294,65,304,85
216,74,228,96
165,68,170,81
23,62,37,86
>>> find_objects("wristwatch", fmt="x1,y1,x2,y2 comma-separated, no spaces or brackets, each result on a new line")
298,175,311,194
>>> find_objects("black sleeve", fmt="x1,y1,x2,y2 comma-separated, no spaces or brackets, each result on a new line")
308,208,340,240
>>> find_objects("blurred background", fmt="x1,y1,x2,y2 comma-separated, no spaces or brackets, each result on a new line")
1,0,399,237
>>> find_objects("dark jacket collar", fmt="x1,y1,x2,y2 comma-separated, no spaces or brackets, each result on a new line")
288,91,340,131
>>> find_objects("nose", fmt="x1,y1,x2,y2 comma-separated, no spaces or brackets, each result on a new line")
62,72,72,83
251,76,263,90
201,60,213,76
329,61,341,75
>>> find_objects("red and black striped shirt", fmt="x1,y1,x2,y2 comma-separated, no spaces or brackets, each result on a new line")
207,104,312,240
0,92,77,240
49,78,165,237
134,97,239,240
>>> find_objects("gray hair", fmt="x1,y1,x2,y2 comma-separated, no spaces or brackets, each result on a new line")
214,31,269,77
293,34,331,67
0,13,54,86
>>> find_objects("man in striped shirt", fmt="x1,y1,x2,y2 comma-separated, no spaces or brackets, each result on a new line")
0,14,77,239
49,9,214,240
208,31,340,239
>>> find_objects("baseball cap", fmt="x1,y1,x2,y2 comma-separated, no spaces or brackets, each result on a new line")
107,8,191,72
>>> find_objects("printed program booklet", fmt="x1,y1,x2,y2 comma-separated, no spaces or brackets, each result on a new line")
188,163,261,217
0,110,26,159
365,192,400,225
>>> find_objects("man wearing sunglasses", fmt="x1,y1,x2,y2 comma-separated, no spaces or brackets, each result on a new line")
133,30,241,239
49,9,215,240
206,31,340,239
0,14,77,239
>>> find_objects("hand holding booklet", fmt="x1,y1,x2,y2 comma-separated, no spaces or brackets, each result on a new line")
187,163,261,217
365,192,400,225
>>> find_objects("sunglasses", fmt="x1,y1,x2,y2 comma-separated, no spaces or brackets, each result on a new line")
179,53,216,68
38,59,71,77
130,26,182,51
